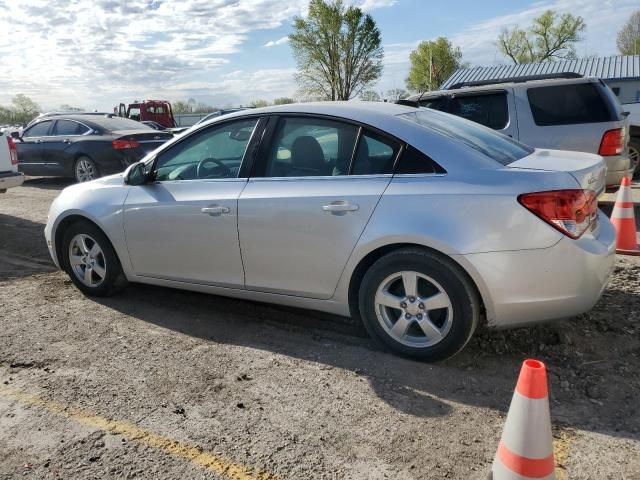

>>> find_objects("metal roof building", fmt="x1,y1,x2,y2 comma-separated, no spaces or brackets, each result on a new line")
441,56,640,103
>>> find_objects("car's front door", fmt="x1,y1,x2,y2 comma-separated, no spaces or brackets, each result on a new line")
123,116,263,287
238,115,401,299
16,120,53,175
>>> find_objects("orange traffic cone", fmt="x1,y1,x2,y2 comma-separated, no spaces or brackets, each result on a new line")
611,176,640,256
491,359,555,479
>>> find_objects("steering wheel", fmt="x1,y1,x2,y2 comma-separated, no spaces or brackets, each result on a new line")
196,157,231,179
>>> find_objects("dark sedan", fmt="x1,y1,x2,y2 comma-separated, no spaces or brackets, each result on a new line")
14,114,173,182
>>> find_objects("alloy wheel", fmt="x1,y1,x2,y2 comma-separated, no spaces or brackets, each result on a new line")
374,271,453,348
630,144,640,179
68,233,107,287
75,158,96,182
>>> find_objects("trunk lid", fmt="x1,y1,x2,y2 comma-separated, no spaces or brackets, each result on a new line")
112,130,173,155
507,148,607,195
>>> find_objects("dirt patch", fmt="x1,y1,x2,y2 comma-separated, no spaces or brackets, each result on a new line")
0,178,638,479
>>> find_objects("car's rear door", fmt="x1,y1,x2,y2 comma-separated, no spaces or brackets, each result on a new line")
238,115,401,299
123,116,265,286
16,120,53,175
42,119,92,175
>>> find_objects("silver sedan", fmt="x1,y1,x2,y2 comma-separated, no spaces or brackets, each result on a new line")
44,102,615,361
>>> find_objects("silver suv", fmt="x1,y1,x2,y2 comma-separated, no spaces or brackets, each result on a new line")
405,76,633,186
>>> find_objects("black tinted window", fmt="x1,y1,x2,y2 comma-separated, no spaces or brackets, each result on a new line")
449,93,508,130
53,120,89,136
351,130,400,175
400,110,533,166
419,97,447,111
23,121,52,137
396,145,445,174
527,83,615,126
85,116,151,131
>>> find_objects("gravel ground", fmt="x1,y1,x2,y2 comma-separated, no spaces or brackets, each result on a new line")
0,177,639,480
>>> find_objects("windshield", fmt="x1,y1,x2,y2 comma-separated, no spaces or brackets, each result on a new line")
399,109,533,166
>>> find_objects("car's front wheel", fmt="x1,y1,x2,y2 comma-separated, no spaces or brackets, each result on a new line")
359,248,480,362
74,156,99,183
61,221,127,296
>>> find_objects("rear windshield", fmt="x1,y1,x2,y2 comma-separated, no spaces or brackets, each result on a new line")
527,83,618,126
399,109,533,166
84,116,152,131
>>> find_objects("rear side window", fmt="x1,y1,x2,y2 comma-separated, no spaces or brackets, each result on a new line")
350,130,400,175
448,93,509,130
53,120,90,136
395,145,445,174
419,97,447,111
400,110,533,166
527,83,616,126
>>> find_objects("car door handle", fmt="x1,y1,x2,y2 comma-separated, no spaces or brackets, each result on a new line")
201,205,230,216
322,201,359,213
63,138,71,144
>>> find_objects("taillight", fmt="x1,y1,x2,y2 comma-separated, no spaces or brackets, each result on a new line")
518,190,597,239
112,139,140,150
598,128,624,156
6,136,18,165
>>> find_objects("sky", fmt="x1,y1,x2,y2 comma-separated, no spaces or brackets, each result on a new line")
0,0,637,112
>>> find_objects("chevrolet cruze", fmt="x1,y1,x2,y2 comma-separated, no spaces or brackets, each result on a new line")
44,102,616,361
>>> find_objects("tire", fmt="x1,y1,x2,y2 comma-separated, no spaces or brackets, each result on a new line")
74,156,99,183
61,220,128,297
358,248,480,362
629,138,640,180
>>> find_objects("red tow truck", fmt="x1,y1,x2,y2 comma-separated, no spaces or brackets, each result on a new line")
114,100,176,128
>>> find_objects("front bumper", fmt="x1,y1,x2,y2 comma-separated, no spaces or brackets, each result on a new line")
0,171,24,191
463,210,616,329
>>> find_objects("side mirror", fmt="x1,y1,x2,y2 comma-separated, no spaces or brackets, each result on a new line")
10,131,21,140
124,161,149,186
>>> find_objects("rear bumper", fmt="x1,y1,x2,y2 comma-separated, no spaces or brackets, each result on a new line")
604,154,633,186
0,171,24,191
463,210,616,329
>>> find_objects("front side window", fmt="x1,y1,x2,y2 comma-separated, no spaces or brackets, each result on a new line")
448,93,509,130
154,118,258,181
23,121,53,138
260,117,358,177
53,120,90,136
527,83,616,126
400,110,533,166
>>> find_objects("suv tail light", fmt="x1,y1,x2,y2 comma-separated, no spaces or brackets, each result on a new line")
598,128,624,156
6,136,18,165
112,139,140,150
518,190,597,239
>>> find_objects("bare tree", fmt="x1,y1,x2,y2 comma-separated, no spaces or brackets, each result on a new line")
498,10,585,64
617,10,640,55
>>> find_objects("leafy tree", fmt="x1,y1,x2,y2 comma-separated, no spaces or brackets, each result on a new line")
498,10,585,64
386,88,409,101
250,99,269,108
617,10,640,55
359,90,381,101
172,101,192,114
10,94,40,124
289,0,383,100
406,37,462,92
194,103,217,113
273,97,296,105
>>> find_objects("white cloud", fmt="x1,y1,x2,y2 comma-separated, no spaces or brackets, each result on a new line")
264,36,290,48
357,0,397,11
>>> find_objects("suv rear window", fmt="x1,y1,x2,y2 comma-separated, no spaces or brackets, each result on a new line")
400,110,533,166
527,83,616,126
449,93,509,130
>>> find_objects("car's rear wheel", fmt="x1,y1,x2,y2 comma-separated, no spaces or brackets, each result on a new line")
61,221,127,296
74,156,99,183
358,248,480,361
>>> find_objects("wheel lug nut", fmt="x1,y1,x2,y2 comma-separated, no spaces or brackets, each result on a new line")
417,314,423,320
419,303,425,309
409,297,415,302
405,313,411,319
400,302,407,308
